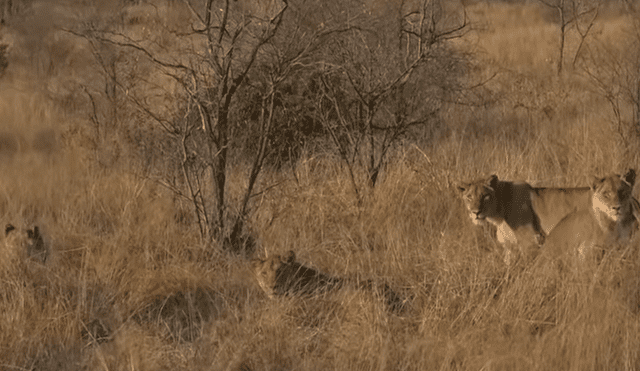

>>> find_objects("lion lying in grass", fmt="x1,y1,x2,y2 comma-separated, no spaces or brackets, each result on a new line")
251,250,406,313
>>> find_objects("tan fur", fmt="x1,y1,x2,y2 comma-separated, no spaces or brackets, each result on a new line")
250,251,405,312
0,132,25,159
530,187,591,234
543,169,638,263
32,128,57,157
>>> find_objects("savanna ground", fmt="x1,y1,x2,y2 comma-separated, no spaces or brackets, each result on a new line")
1,1,640,370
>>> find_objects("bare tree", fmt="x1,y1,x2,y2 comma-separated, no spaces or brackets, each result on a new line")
71,0,376,254
66,0,472,250
315,0,468,197
73,0,293,253
580,1,640,159
538,0,599,75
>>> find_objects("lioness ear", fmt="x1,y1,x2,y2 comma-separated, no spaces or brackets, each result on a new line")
487,174,499,190
5,224,15,236
592,176,604,190
623,169,636,186
456,183,467,193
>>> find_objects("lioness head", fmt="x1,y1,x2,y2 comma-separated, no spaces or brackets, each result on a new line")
592,169,636,222
457,174,500,225
5,224,47,263
250,250,296,298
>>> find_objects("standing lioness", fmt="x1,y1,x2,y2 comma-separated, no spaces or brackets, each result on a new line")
456,174,627,264
457,174,603,238
543,169,638,262
457,175,546,247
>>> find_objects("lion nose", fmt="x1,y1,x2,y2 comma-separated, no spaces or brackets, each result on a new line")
612,205,622,215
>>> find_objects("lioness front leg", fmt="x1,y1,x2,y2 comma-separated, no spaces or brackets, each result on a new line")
534,232,545,246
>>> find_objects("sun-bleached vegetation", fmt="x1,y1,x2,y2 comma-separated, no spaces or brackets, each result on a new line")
0,0,639,370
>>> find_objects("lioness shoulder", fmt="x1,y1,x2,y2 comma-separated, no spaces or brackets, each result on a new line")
543,169,638,262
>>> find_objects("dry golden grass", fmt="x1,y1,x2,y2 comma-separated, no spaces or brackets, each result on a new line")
0,2,640,371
